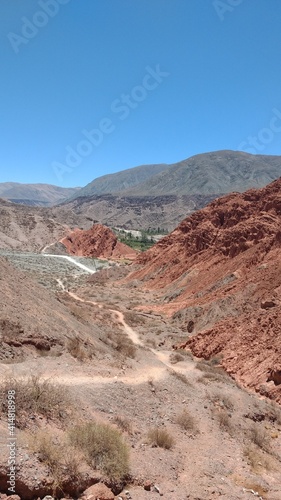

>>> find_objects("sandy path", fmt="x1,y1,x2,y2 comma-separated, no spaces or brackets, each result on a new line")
66,290,193,375
0,287,194,387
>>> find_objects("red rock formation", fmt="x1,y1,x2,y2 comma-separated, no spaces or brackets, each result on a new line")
61,224,137,260
126,178,281,402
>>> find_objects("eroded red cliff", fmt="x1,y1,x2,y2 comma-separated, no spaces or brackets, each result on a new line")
126,178,281,402
61,224,137,260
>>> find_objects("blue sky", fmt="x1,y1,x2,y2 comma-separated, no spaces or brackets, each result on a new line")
1,0,281,187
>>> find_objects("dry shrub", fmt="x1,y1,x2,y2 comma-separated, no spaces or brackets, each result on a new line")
111,332,136,359
147,427,174,449
267,401,281,425
214,408,233,434
176,410,198,434
196,360,233,385
169,352,185,364
0,375,71,428
210,391,235,412
113,415,132,434
177,349,194,360
249,423,271,453
68,421,130,480
244,443,273,471
169,369,192,386
124,311,146,326
28,431,84,492
30,430,63,469
146,338,157,348
196,360,229,379
67,337,92,361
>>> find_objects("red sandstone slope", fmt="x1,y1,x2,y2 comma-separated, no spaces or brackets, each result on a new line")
61,223,137,260
126,178,281,402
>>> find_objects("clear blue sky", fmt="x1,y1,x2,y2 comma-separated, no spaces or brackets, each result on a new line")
1,0,281,187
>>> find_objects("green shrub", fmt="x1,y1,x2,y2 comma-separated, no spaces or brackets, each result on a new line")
68,421,130,480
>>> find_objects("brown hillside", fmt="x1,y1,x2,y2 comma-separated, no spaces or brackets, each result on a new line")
125,178,281,402
0,198,71,251
0,257,103,361
61,223,138,260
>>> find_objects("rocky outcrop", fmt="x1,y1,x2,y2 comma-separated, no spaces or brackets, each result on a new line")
80,483,114,499
125,178,281,402
61,224,137,260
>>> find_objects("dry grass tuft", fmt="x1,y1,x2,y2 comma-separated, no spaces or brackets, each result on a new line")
243,443,273,472
249,423,271,453
0,375,72,428
124,311,146,326
215,409,233,434
66,337,93,361
169,352,185,364
108,331,137,359
168,369,192,386
147,427,174,449
113,415,132,434
27,430,84,493
176,410,199,434
210,391,235,412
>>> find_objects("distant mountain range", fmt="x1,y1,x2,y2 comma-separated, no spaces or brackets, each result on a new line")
2,150,281,232
55,150,281,230
0,182,80,206
70,150,281,199
70,163,170,199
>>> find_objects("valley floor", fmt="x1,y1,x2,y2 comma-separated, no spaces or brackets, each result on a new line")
0,255,281,499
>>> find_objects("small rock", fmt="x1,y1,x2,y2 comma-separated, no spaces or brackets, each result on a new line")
261,300,276,309
144,480,152,491
153,485,161,494
81,483,114,500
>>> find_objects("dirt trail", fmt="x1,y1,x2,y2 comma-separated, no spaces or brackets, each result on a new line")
1,284,193,387
66,290,194,376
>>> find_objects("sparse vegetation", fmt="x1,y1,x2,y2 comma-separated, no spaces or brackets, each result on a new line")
244,443,272,471
147,427,174,449
210,391,235,411
124,311,146,326
66,336,93,361
249,423,271,453
169,352,185,364
196,359,233,384
215,408,233,433
268,400,281,425
113,415,132,434
68,421,130,480
176,410,198,434
27,430,86,493
169,368,192,386
112,331,137,359
0,375,71,428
